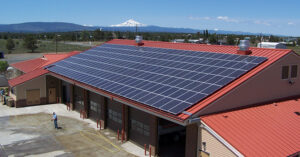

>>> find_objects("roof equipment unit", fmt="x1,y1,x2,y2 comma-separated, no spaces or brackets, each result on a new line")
237,40,252,55
135,35,144,46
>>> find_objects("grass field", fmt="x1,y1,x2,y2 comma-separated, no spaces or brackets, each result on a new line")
0,39,95,54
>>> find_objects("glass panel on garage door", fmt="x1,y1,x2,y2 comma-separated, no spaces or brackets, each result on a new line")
74,86,84,112
129,107,151,146
89,91,102,121
107,99,122,132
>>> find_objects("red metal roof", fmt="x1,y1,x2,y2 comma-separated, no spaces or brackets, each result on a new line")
8,68,48,87
11,51,80,73
9,51,80,87
201,99,300,157
106,39,293,119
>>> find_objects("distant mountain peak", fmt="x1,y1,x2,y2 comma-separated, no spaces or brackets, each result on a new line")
111,19,146,27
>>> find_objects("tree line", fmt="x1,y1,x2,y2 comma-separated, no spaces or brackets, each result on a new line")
1,30,299,53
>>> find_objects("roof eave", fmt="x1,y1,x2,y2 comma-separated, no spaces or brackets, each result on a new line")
49,72,187,126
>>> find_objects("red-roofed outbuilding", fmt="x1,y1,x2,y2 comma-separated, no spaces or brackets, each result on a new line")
8,51,80,107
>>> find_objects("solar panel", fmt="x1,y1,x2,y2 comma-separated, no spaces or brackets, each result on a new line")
47,43,267,115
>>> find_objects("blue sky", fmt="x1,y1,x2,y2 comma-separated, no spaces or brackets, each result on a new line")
0,0,299,36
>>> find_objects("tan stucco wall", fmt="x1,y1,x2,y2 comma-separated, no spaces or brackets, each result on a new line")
201,128,237,157
16,75,46,100
198,52,300,115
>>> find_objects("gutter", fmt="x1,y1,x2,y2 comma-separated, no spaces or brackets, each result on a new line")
201,121,244,157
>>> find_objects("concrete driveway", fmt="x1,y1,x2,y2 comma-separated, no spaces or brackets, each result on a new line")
0,104,143,157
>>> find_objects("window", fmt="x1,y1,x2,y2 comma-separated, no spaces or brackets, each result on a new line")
282,66,289,79
90,100,99,112
108,109,122,124
291,65,298,78
89,92,101,113
282,65,298,79
74,87,83,105
130,119,150,136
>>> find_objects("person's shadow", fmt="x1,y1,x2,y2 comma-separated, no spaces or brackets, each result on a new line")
57,127,63,129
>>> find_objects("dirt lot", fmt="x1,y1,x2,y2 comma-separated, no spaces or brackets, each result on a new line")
0,104,139,157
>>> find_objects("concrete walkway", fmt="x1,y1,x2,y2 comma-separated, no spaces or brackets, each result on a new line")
0,104,146,157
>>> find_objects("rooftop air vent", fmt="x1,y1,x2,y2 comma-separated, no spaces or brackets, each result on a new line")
135,35,144,46
237,40,252,55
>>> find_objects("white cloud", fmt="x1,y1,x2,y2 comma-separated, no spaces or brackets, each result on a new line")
288,22,294,25
217,16,229,20
203,17,211,20
83,24,94,27
188,16,211,20
217,16,239,23
254,20,271,26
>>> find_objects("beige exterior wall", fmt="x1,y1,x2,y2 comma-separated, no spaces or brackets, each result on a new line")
16,75,46,100
198,52,300,115
201,128,237,157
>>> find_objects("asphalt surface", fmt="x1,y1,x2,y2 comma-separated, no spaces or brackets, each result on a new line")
1,53,59,64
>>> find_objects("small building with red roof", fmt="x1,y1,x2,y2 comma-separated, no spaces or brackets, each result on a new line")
7,38,300,157
8,52,79,107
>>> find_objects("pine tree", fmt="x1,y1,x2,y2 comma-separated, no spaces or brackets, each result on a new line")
6,38,15,53
23,35,38,53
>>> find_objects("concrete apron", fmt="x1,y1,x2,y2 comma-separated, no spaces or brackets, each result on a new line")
0,104,144,157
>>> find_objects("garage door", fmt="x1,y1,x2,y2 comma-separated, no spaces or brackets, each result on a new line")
26,89,40,105
89,92,102,121
107,99,122,132
129,107,151,146
74,86,84,112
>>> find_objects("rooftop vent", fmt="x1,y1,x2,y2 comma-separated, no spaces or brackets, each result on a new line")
237,40,252,55
135,35,144,46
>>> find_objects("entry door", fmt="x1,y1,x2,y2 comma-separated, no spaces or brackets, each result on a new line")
26,89,40,105
48,88,56,103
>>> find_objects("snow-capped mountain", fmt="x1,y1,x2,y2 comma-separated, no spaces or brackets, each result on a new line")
111,19,147,27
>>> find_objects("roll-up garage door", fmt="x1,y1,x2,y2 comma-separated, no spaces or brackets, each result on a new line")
74,86,84,112
129,107,151,146
26,89,40,105
89,92,102,121
107,99,122,132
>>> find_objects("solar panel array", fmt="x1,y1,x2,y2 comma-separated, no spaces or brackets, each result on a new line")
47,43,267,115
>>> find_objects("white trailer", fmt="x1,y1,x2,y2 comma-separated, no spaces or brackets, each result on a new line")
257,42,286,49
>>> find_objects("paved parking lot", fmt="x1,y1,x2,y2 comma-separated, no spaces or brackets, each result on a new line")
0,104,142,157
